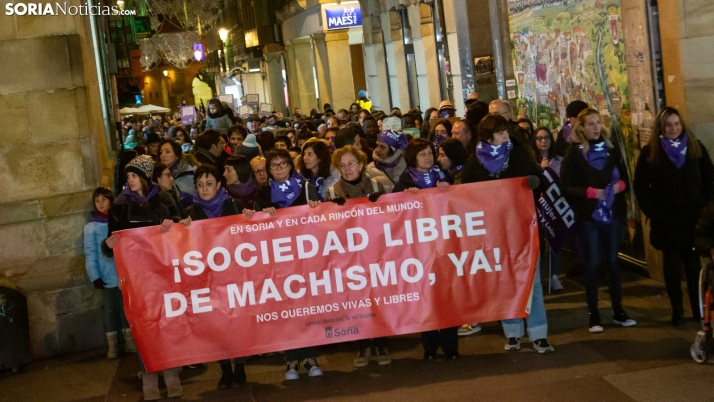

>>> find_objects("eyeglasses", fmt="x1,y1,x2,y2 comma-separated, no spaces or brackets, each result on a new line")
339,160,360,170
253,168,267,174
535,136,551,142
270,160,289,170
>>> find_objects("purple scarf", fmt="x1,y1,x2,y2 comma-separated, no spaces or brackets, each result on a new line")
90,211,108,223
193,187,232,218
562,122,572,144
226,176,257,209
121,184,158,206
476,140,511,175
407,165,447,189
592,167,620,224
660,133,688,169
584,141,608,170
309,176,326,202
269,171,305,208
433,135,446,155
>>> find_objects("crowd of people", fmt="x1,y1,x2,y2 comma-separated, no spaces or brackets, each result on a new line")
83,94,714,400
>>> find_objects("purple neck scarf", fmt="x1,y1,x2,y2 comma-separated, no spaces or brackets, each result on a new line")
433,135,446,155
592,167,620,224
562,122,572,144
226,176,257,208
448,165,464,183
309,176,326,202
476,140,511,175
584,141,608,170
90,211,108,223
121,184,158,206
660,133,688,169
193,187,232,218
407,165,447,189
269,170,305,208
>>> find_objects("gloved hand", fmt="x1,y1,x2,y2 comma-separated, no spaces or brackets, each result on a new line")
93,278,106,289
526,175,540,190
331,197,346,206
368,192,381,202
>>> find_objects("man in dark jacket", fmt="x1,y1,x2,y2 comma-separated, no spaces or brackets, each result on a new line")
193,129,225,181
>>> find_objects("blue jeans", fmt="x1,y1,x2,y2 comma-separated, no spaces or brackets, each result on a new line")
502,257,548,340
577,221,623,311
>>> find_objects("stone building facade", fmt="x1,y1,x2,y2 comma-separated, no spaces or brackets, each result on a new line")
0,11,113,357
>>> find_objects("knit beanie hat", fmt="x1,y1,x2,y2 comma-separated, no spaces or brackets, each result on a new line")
125,155,154,183
145,132,162,146
377,129,408,152
242,134,258,148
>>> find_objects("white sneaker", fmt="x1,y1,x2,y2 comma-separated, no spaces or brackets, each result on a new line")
303,358,323,377
284,360,299,380
373,347,392,365
354,348,371,368
458,323,482,336
550,275,563,291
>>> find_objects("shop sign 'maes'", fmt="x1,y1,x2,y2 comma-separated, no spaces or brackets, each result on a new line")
325,4,362,30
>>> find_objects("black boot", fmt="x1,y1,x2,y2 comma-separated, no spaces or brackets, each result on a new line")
671,302,685,326
233,363,247,387
217,362,233,389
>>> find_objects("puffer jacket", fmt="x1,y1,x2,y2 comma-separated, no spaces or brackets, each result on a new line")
171,158,197,195
84,220,118,288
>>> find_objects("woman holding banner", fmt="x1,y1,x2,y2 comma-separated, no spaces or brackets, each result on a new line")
393,138,459,359
325,145,391,367
100,155,184,400
634,107,713,325
253,148,323,380
298,140,341,201
532,127,564,291
461,114,555,354
179,164,255,389
560,109,636,333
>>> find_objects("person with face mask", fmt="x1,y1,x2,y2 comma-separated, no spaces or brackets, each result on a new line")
364,129,409,193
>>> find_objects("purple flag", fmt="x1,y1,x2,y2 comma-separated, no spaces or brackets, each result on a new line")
536,168,576,253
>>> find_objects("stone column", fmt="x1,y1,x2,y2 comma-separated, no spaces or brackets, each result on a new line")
264,52,288,115
381,10,411,111
0,11,113,356
407,3,442,110
312,31,355,111
285,37,318,113
362,13,391,111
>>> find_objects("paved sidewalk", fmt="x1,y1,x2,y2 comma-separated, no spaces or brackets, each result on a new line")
4,269,714,402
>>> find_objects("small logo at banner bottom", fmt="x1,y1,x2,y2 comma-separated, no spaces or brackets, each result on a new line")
325,326,360,338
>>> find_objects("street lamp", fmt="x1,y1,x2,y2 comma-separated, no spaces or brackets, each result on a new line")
218,28,229,73
163,70,168,77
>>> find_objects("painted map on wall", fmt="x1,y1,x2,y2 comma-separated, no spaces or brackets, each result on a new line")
508,0,644,260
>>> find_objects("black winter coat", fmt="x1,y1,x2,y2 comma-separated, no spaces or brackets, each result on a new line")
182,199,245,221
393,170,428,192
694,200,714,256
560,141,629,223
101,190,181,257
634,142,714,250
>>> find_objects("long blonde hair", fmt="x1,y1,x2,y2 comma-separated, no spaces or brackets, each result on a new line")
570,108,614,153
649,106,700,164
